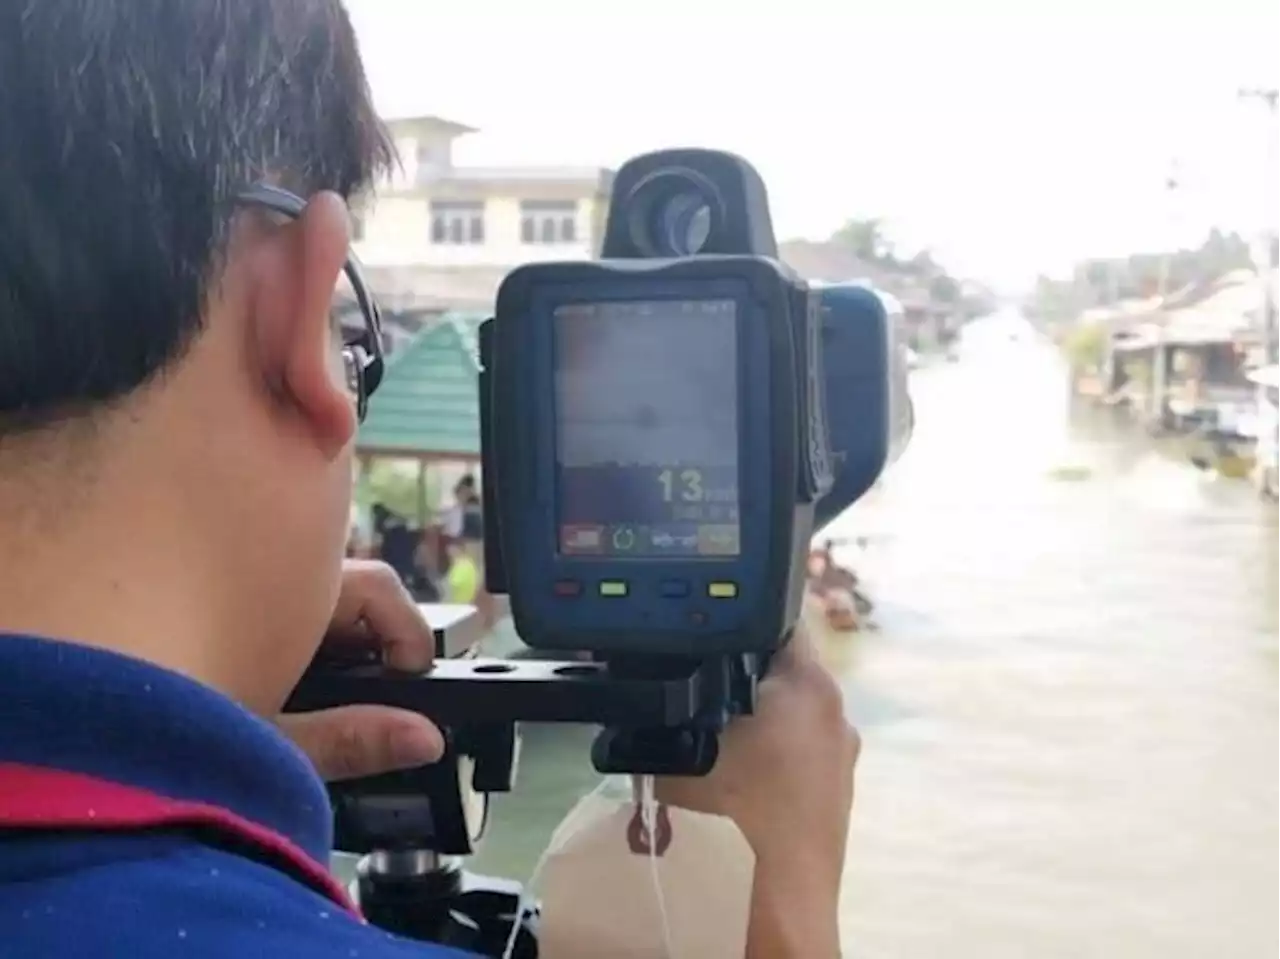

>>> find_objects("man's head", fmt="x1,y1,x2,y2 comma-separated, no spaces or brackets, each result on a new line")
454,474,477,503
0,0,392,710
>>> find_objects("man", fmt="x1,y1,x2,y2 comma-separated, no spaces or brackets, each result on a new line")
373,502,438,599
0,2,857,957
442,474,483,542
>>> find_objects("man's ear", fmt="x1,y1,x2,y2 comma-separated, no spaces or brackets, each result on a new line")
264,191,358,454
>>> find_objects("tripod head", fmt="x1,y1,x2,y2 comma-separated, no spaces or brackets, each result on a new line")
286,617,753,956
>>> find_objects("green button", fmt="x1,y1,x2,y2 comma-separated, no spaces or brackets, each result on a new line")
708,582,738,599
599,580,629,597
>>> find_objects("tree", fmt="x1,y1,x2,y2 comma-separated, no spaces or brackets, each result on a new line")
906,249,939,276
1061,322,1108,374
798,217,983,322
355,460,440,522
928,274,961,303
831,218,895,264
1028,228,1258,317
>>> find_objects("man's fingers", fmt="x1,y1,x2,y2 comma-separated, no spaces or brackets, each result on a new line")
329,560,435,672
769,621,820,675
289,562,442,783
278,706,445,782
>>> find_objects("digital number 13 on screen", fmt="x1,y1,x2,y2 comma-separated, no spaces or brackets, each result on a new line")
657,468,704,502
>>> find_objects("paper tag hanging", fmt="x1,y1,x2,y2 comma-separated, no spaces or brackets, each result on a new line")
533,778,754,959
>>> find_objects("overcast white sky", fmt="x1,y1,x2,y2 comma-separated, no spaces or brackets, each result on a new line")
346,0,1279,290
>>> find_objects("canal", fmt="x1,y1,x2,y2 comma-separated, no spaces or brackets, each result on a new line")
380,328,1280,957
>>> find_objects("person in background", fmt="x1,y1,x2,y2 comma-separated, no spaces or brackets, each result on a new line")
373,504,413,578
442,474,481,540
373,503,440,602
0,2,858,956
370,503,398,549
442,536,480,606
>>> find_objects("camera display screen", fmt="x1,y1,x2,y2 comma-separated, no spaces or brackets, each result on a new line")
553,299,740,558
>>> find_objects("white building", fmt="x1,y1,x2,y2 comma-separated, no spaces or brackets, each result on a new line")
352,114,613,321
1248,364,1278,497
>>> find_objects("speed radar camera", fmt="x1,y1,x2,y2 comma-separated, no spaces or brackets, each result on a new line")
481,149,911,657
483,150,832,657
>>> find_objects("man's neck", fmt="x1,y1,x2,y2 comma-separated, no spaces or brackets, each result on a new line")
0,465,263,712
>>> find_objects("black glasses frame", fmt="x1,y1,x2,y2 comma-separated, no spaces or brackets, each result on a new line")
234,183,385,421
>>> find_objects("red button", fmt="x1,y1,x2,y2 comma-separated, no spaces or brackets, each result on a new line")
553,579,583,598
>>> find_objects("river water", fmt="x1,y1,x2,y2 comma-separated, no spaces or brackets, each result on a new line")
388,326,1279,957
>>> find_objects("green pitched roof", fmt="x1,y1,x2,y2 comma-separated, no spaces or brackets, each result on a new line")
356,315,485,457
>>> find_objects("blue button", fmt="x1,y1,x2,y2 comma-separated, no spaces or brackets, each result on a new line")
659,579,691,598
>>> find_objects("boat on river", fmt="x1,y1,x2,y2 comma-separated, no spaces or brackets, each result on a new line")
805,542,873,633
1185,434,1256,480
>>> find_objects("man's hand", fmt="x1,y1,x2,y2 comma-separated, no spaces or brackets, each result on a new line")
656,623,856,958
276,561,446,781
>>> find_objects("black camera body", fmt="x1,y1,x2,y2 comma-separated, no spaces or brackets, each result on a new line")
481,149,830,661
483,259,825,659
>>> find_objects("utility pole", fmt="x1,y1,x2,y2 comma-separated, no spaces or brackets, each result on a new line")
1156,158,1181,301
1238,86,1278,364
1239,87,1280,501
1106,258,1121,305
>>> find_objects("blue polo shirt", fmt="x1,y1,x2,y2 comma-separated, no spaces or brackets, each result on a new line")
0,634,475,957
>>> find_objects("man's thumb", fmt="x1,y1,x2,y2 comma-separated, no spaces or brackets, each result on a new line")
278,706,445,782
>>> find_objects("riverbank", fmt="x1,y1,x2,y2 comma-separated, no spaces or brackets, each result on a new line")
1066,367,1277,498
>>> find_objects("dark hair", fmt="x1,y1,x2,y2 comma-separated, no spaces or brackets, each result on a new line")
0,0,394,437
